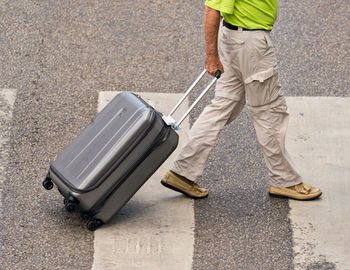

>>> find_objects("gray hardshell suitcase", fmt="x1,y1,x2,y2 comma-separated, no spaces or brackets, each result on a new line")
42,70,220,231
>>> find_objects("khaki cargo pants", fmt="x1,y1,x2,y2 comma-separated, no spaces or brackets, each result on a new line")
171,24,303,188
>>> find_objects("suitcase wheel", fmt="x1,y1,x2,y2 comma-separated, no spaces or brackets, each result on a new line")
65,202,77,212
64,196,79,212
87,219,104,231
42,173,54,190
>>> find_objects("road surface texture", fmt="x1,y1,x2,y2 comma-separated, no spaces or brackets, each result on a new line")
0,1,348,269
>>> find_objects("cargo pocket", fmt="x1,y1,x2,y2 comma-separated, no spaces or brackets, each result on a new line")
244,67,282,107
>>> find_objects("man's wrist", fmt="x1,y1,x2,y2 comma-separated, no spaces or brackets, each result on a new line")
206,53,219,58
206,52,218,55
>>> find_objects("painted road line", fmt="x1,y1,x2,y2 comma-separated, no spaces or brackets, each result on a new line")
0,89,17,209
92,92,193,270
286,97,350,269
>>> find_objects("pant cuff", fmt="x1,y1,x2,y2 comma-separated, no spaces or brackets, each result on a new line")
269,177,303,188
170,164,198,182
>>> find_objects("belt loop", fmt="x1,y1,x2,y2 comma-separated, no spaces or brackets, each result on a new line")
238,27,243,32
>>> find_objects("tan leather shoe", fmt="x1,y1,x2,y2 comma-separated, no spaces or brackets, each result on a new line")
269,182,322,200
161,170,208,199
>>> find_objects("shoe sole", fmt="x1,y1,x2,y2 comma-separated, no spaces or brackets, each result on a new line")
160,180,208,199
269,191,322,201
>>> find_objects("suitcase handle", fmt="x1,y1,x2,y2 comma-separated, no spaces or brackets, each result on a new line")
163,69,221,129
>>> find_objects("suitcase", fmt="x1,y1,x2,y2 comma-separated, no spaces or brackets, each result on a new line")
42,70,220,231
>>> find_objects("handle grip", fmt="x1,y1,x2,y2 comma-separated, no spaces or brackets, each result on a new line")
215,70,222,79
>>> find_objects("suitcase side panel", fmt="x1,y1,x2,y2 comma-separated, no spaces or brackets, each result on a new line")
51,92,156,191
93,127,179,223
55,114,168,211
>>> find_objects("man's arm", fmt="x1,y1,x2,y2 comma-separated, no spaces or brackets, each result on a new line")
204,6,224,76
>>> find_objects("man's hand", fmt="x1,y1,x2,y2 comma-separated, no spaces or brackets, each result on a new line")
205,55,224,77
204,6,224,77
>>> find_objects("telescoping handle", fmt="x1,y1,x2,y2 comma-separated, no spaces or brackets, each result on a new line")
162,69,221,130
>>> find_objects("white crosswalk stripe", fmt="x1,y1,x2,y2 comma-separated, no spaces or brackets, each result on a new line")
0,89,17,209
91,94,350,269
92,92,193,270
286,97,350,269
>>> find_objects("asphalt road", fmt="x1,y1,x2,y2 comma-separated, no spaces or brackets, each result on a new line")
0,1,349,270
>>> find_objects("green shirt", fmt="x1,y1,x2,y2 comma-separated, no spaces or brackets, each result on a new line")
205,0,277,30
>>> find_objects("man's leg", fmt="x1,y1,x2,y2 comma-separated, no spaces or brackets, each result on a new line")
248,95,303,188
248,94,322,200
241,30,322,199
171,96,244,181
161,95,244,198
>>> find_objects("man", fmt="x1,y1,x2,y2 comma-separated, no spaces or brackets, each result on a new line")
161,0,322,200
